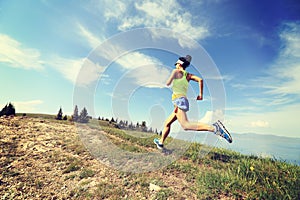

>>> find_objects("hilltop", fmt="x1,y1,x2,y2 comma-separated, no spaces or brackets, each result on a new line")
1,115,299,199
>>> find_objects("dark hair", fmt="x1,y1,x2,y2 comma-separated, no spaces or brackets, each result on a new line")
178,57,190,69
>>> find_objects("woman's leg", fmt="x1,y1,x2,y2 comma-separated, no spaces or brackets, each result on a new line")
176,108,215,132
160,112,177,144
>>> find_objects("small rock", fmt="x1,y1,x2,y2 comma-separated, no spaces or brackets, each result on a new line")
149,183,162,192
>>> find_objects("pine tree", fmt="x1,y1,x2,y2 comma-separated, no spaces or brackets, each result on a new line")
110,117,115,123
141,121,147,132
8,103,15,116
0,103,16,116
56,107,63,120
72,105,79,122
78,107,89,123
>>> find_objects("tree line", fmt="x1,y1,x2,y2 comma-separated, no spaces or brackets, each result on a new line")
98,116,162,135
0,103,161,134
56,105,90,123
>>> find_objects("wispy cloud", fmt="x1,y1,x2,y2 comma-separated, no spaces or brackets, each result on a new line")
225,22,300,137
230,22,300,107
259,22,300,97
264,22,300,95
48,56,105,86
103,0,127,20
127,64,170,88
76,26,169,88
116,51,162,70
77,23,103,49
48,56,84,83
249,120,269,128
0,34,44,70
226,102,300,137
206,74,234,82
102,0,209,48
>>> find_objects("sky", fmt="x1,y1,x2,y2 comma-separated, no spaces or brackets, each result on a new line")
1,0,300,138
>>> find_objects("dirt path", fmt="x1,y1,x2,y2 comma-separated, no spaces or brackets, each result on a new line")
0,116,202,199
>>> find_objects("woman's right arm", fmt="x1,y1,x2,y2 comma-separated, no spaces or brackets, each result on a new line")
166,69,177,86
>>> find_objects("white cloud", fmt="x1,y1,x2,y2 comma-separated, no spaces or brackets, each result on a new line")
0,34,44,70
132,0,209,41
12,100,43,113
103,0,127,20
113,51,170,88
116,51,162,70
76,58,105,86
280,22,300,58
77,23,103,49
249,120,269,128
261,22,300,97
127,64,170,88
101,0,209,48
225,22,300,138
226,103,300,138
206,74,234,82
231,22,300,106
49,56,105,86
48,56,84,83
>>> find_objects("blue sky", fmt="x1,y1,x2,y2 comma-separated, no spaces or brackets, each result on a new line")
1,0,300,138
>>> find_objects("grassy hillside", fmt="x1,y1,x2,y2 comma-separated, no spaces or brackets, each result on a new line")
1,115,299,199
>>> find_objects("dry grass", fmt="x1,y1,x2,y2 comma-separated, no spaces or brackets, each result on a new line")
1,116,299,199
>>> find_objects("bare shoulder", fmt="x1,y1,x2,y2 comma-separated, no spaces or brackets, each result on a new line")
173,69,182,78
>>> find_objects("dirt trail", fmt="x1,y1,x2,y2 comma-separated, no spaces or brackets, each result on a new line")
0,116,200,199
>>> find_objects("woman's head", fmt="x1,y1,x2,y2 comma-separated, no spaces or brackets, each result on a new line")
175,55,192,70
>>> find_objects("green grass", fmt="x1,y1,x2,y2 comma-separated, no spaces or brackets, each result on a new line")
23,114,300,199
187,144,300,199
92,121,299,199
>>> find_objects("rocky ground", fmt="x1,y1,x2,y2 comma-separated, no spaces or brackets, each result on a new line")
0,116,199,200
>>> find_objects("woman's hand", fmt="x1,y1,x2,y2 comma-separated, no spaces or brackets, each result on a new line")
196,95,203,101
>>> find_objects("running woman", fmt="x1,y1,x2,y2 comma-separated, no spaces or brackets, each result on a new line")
154,55,232,149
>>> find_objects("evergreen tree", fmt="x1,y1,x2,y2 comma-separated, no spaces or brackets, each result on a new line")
56,107,63,120
8,103,16,116
63,115,68,120
0,103,16,116
72,105,79,122
110,117,115,123
78,107,89,123
129,122,134,130
141,121,147,132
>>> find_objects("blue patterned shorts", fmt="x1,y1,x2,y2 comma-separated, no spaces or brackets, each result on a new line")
172,97,189,112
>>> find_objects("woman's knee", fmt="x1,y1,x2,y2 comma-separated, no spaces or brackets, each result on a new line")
180,122,190,131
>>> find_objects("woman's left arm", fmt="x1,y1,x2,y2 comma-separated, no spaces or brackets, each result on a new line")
189,74,203,100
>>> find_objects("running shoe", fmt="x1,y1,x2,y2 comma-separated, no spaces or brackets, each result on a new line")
153,138,164,149
213,120,233,143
